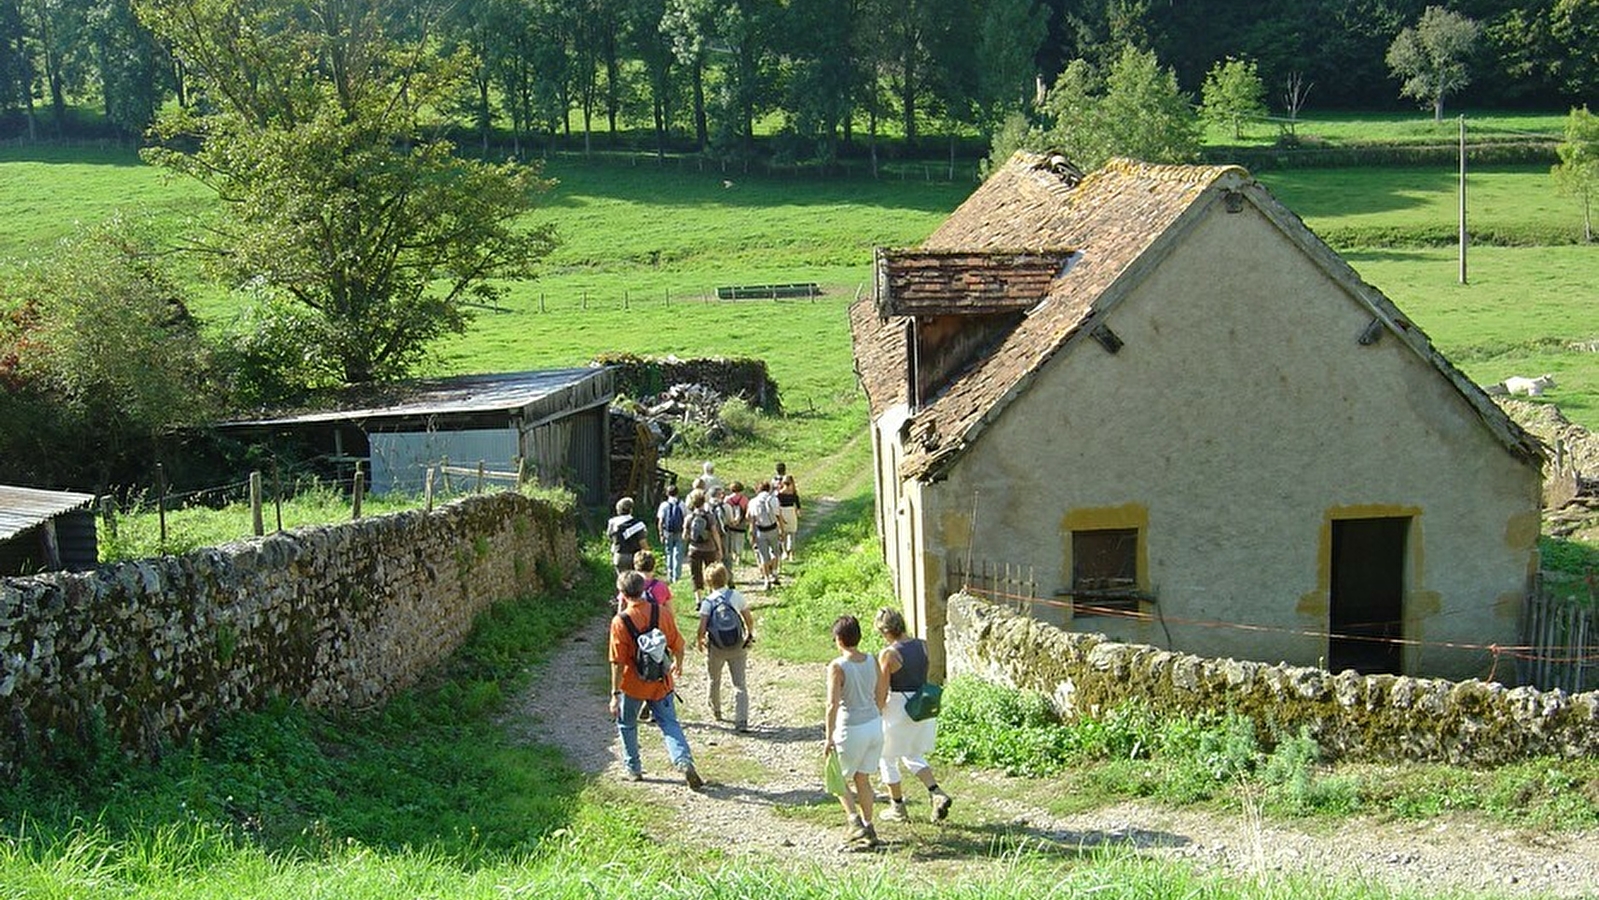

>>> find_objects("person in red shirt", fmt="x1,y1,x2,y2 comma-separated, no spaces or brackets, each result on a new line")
609,570,703,789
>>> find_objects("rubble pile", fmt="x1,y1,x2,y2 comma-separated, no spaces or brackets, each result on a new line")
633,383,731,453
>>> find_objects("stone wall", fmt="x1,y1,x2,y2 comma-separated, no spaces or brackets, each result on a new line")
945,594,1599,766
0,492,578,774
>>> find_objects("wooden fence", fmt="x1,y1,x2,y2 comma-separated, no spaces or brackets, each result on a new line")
1519,578,1598,693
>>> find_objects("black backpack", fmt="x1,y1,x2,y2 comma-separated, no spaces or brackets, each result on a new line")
620,603,669,682
704,589,745,649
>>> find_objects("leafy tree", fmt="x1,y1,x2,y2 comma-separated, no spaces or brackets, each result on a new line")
1035,45,1195,170
1386,5,1481,121
1200,55,1267,140
974,0,1046,131
1552,105,1599,242
86,0,161,135
662,0,715,150
0,218,211,488
136,0,557,388
1548,0,1599,97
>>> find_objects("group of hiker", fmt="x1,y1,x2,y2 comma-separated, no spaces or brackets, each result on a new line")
604,464,951,851
606,460,802,596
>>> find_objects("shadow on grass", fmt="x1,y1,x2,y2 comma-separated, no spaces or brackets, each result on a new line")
833,817,1192,862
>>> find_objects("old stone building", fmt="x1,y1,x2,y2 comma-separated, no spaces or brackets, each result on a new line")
851,152,1543,681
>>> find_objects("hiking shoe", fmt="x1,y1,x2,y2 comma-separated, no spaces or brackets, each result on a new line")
844,823,872,845
684,765,704,791
624,769,643,782
930,789,953,822
880,801,908,822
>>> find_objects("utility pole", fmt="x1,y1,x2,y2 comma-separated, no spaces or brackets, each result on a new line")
1458,115,1468,285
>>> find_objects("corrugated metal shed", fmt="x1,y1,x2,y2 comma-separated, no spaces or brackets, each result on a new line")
0,485,96,542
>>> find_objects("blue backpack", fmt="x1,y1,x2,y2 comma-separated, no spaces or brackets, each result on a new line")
704,590,745,649
662,497,685,533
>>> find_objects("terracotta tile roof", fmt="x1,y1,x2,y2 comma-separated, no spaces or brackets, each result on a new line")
849,295,907,419
852,151,1543,480
875,249,1077,318
898,153,1244,478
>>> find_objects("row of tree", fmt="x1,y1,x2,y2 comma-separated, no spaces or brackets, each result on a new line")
0,1,1595,155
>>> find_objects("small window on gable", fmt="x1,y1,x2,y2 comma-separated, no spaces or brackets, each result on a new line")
1071,527,1141,615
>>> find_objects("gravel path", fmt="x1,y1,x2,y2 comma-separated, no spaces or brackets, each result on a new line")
504,529,1599,895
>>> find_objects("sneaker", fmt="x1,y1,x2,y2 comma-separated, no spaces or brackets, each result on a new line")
930,789,953,822
624,769,643,782
880,801,908,822
684,765,704,791
844,822,872,844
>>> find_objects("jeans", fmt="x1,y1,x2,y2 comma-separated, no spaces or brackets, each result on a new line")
617,691,694,775
661,531,685,582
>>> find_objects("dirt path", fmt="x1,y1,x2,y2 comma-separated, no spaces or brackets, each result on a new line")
504,506,1599,894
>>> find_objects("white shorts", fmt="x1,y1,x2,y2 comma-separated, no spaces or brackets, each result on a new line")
882,690,937,759
831,716,883,776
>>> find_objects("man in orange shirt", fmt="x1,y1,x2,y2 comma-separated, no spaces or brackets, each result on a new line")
609,570,704,789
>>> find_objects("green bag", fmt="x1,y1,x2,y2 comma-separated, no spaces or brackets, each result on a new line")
822,749,846,796
904,682,943,721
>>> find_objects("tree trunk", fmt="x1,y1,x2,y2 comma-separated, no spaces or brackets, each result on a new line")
692,62,708,151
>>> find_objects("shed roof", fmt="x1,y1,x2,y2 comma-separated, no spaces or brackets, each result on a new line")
853,151,1543,481
221,367,615,430
0,485,96,542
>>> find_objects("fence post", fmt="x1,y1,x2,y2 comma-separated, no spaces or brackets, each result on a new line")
624,289,630,310
156,462,168,548
352,464,365,519
441,455,451,494
99,496,117,540
476,460,486,494
425,467,436,512
249,471,264,536
539,292,545,313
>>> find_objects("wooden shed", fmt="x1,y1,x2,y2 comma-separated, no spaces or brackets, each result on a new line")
219,368,617,509
0,485,98,575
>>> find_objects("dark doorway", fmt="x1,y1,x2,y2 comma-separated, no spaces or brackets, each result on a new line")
1329,517,1408,674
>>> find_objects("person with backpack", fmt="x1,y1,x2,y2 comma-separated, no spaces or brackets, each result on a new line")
721,481,749,569
684,488,723,602
823,614,887,850
776,474,801,561
872,606,952,824
606,497,650,575
615,550,673,614
609,570,703,790
695,563,754,732
656,484,687,582
749,480,784,590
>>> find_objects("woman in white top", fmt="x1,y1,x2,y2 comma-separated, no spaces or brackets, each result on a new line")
824,614,887,849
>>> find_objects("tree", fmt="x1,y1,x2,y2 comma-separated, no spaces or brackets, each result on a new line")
1033,45,1196,171
1386,6,1481,122
1200,56,1266,140
135,0,557,388
1552,105,1599,242
0,217,211,488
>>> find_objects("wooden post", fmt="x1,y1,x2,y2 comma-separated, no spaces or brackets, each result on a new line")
352,465,365,519
624,289,630,310
156,462,168,547
249,471,264,536
425,467,436,512
99,496,117,540
539,292,545,313
476,460,486,493
1458,114,1468,285
441,455,451,494
272,461,283,532
39,519,61,570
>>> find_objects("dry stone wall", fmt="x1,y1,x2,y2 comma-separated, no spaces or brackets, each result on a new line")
945,594,1599,766
0,492,578,774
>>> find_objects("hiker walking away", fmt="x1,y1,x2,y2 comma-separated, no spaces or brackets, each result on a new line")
776,474,801,561
610,570,704,789
695,563,755,732
685,489,723,602
824,614,887,850
874,607,953,823
606,497,650,574
749,480,784,590
700,461,724,495
722,481,750,568
620,549,671,613
656,484,687,582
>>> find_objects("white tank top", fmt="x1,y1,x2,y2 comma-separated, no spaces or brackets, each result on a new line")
837,653,879,726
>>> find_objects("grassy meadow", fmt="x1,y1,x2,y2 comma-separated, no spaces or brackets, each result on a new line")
3,127,1598,897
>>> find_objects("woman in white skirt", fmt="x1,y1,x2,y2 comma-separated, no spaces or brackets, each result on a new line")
874,607,953,823
824,614,887,849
